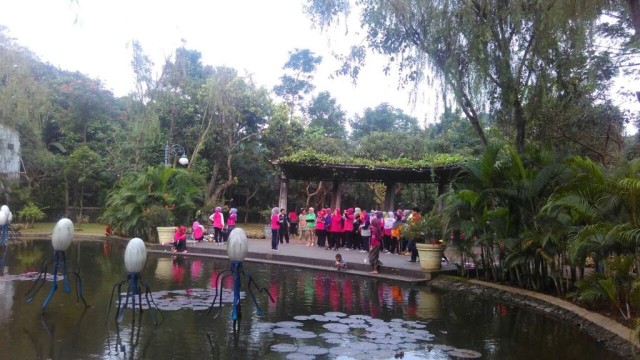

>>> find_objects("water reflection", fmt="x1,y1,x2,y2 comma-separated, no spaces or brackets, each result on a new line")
415,290,442,319
0,240,626,360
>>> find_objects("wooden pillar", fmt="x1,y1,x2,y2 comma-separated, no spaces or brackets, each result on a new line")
278,173,288,211
330,180,342,210
384,182,396,211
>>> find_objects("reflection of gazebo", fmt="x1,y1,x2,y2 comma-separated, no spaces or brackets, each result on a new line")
271,153,464,211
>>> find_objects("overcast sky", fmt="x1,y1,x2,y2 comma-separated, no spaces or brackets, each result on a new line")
0,0,439,126
1,0,637,133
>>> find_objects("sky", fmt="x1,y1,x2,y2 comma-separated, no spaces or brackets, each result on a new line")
0,0,637,133
0,0,439,126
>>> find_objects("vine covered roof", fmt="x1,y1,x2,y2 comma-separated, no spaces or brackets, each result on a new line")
274,151,466,184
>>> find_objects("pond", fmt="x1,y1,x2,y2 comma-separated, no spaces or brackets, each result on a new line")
0,239,624,359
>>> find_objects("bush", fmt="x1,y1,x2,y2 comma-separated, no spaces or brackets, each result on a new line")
17,202,46,229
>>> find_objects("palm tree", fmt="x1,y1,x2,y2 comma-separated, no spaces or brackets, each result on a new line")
100,165,204,242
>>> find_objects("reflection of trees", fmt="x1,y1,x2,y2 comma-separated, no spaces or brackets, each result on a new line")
16,245,43,270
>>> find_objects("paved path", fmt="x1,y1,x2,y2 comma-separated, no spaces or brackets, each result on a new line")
148,236,457,284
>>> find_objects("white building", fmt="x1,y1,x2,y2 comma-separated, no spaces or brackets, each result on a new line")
0,124,20,180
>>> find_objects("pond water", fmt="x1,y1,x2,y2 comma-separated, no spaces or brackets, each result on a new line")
0,239,623,359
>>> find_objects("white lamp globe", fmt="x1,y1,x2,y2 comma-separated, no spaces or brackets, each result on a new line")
0,205,8,214
178,155,189,166
227,228,248,261
124,238,147,273
0,211,6,226
52,218,74,251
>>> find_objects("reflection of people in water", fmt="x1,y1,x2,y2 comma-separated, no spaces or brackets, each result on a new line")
172,256,186,285
190,259,203,280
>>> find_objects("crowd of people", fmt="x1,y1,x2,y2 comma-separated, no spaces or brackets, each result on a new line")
163,205,427,274
270,206,424,274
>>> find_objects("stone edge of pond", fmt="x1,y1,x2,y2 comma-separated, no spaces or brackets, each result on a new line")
428,276,639,359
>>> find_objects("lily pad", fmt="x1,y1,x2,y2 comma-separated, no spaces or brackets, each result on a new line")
271,343,298,353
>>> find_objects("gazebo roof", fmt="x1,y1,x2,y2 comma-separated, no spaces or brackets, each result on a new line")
273,152,465,184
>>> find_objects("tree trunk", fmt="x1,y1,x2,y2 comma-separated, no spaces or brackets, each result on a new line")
514,96,526,154
64,182,69,218
209,153,235,205
305,181,324,208
629,0,640,38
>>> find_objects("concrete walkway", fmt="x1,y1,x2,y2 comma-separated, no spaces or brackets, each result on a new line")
148,237,456,284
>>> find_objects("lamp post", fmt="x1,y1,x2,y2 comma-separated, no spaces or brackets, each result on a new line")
164,141,189,167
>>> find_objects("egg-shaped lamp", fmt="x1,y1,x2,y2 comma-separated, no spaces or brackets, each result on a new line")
124,238,147,273
227,228,248,261
52,218,74,251
0,205,8,214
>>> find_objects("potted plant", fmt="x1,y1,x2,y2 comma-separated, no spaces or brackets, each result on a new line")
143,204,176,244
403,211,446,271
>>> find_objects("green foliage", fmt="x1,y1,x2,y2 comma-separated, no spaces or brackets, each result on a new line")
279,150,467,169
142,204,176,228
402,211,445,244
350,103,419,140
100,166,204,242
575,255,640,320
274,48,322,119
306,91,347,138
17,202,45,228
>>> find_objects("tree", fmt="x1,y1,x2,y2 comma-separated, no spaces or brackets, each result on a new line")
201,67,272,205
63,145,105,220
262,102,304,160
305,91,347,138
101,166,204,241
273,48,322,120
350,103,419,140
305,0,613,154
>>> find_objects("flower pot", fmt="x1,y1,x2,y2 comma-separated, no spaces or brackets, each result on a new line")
156,226,175,244
416,243,446,271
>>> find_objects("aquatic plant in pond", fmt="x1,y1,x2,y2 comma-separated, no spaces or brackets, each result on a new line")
266,312,482,359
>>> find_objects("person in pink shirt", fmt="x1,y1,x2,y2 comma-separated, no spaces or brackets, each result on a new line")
369,211,384,274
227,208,238,233
343,208,355,250
192,221,204,242
170,225,188,253
328,208,344,251
209,206,225,245
270,207,280,251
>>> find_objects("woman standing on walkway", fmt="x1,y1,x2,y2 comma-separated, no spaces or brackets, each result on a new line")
227,208,237,233
305,207,316,246
359,211,371,252
209,207,225,244
270,207,280,251
298,208,307,244
315,209,326,247
369,211,384,274
329,208,344,250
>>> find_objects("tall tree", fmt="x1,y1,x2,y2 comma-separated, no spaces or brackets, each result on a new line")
273,48,322,120
350,103,419,140
202,67,271,205
306,91,347,138
305,0,609,154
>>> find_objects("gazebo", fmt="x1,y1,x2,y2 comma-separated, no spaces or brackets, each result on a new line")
272,152,465,211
